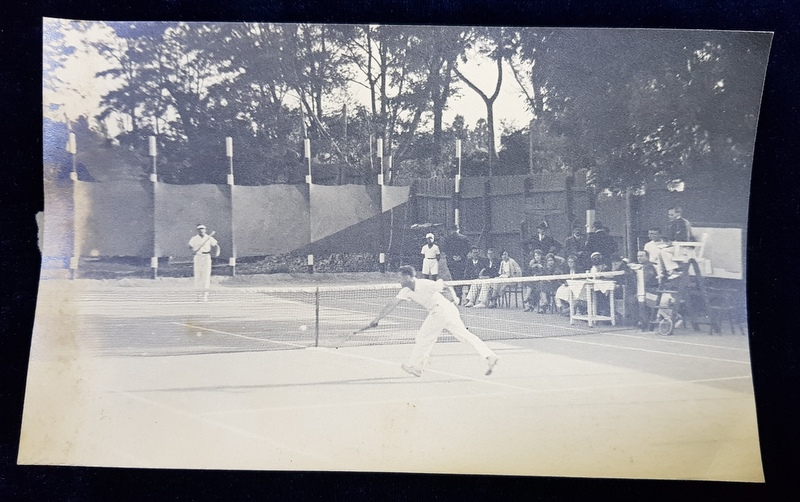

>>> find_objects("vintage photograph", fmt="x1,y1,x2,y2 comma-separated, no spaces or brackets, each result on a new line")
21,20,770,480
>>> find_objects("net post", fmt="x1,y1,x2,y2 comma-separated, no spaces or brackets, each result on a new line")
314,287,320,347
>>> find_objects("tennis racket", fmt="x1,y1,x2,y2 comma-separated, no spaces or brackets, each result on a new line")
333,323,377,348
194,231,217,255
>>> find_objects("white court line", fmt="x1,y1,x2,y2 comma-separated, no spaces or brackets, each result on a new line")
551,336,751,364
605,331,751,352
203,345,754,416
174,322,307,349
117,390,337,466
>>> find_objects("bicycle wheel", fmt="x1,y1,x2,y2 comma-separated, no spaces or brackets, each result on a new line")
658,317,674,336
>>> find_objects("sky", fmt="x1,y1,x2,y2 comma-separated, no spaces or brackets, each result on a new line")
44,20,534,145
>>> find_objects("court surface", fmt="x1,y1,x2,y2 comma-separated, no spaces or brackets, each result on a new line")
18,279,762,481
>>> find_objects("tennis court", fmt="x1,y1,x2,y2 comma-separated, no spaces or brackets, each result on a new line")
19,278,761,481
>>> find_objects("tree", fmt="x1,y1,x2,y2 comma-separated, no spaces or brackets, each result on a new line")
452,27,521,176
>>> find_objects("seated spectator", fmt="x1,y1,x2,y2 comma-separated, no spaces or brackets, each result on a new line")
484,248,501,279
523,249,546,312
630,250,659,330
466,247,503,308
643,228,663,267
555,254,582,315
589,252,609,273
534,253,564,313
486,250,523,308
610,252,636,324
461,246,488,307
655,237,683,285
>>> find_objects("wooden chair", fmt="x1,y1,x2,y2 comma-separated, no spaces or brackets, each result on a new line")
500,283,524,308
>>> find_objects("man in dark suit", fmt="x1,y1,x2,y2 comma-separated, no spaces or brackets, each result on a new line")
530,222,562,256
562,224,588,270
441,229,471,300
585,221,617,268
461,246,488,307
667,206,693,242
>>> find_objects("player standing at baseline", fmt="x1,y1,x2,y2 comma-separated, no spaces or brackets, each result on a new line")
188,224,220,302
420,232,441,281
366,265,499,377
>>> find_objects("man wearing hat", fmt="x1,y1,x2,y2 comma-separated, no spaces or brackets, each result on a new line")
585,221,617,268
188,224,220,301
420,232,441,280
530,221,562,256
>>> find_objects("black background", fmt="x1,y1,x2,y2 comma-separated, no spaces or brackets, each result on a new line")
2,1,797,499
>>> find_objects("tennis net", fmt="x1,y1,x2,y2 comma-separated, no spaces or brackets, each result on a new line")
37,271,631,357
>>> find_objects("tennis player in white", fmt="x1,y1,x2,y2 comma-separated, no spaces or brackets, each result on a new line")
420,232,441,280
188,224,220,301
368,265,499,377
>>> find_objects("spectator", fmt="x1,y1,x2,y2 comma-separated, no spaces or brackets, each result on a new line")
523,249,546,312
555,254,581,315
589,252,609,273
643,228,663,267
470,248,501,309
655,237,683,284
442,229,471,277
631,250,659,330
537,253,565,313
486,250,523,308
563,224,588,270
484,248,501,278
667,206,694,242
461,246,488,307
441,229,471,300
610,252,637,324
585,221,617,267
529,221,562,256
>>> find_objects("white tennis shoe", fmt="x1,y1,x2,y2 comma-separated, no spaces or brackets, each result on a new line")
485,355,499,376
401,363,422,377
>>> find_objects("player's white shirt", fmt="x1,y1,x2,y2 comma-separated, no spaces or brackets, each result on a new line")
396,278,451,313
189,234,218,254
421,243,440,259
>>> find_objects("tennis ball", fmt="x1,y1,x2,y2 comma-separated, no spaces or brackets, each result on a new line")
299,324,308,332
196,332,202,337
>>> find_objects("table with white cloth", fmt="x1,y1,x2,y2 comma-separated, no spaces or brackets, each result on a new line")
566,279,616,327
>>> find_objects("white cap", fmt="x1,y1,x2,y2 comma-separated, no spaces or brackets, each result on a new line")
197,224,206,229
425,233,434,239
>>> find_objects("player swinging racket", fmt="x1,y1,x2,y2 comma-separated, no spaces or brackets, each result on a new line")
366,265,499,377
188,224,220,302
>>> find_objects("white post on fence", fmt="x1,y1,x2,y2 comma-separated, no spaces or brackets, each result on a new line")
226,136,237,276
67,131,78,279
149,135,158,278
454,139,462,231
304,138,312,184
377,138,384,186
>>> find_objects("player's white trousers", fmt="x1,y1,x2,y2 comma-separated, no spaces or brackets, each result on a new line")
422,257,439,276
407,303,495,368
193,254,212,290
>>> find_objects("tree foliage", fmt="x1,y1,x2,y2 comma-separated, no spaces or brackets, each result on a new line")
43,23,769,189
